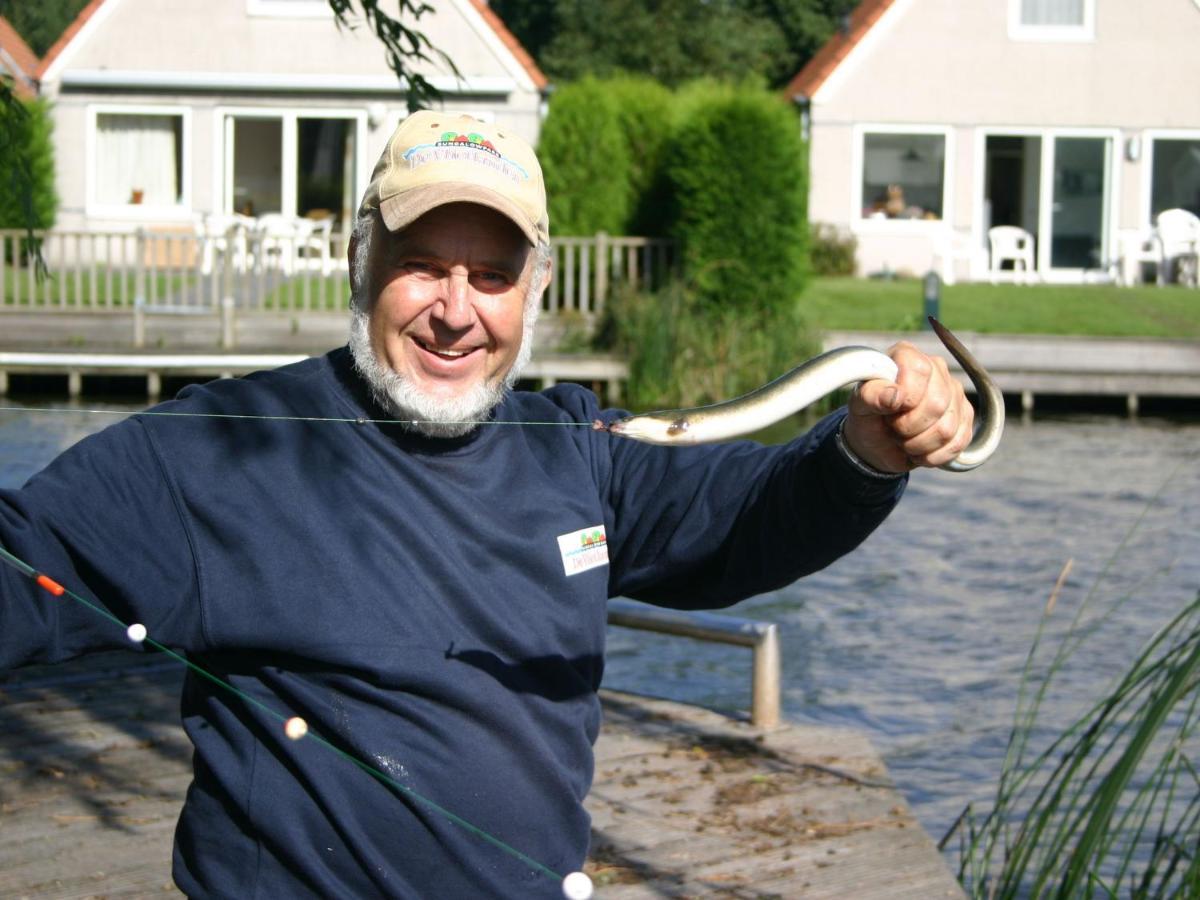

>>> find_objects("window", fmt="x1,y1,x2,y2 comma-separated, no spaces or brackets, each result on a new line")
860,132,945,222
224,111,361,225
94,111,186,209
1150,138,1200,220
1010,0,1094,40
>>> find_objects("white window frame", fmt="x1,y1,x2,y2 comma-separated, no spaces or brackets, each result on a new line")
246,0,332,17
212,105,369,219
851,124,955,234
1140,129,1200,226
85,103,193,220
1008,0,1096,43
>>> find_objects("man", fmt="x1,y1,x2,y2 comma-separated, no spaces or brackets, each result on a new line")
0,112,973,898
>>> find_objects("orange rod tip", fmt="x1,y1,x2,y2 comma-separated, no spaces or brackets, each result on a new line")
35,573,65,596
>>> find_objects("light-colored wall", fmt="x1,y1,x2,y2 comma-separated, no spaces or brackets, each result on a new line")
806,0,1200,278
41,0,544,232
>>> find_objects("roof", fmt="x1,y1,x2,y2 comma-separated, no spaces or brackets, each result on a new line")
785,0,897,101
465,0,547,91
38,0,547,90
37,0,105,81
0,14,40,97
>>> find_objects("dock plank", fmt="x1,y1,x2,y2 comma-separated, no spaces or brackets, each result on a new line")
0,654,963,898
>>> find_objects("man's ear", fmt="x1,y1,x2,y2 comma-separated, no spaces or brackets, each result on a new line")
537,254,553,297
348,233,361,295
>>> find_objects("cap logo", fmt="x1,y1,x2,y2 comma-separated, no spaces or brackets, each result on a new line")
403,134,531,185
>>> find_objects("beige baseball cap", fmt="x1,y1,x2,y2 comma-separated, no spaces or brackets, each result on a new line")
359,110,549,245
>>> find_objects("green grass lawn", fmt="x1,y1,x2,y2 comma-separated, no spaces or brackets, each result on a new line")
799,277,1200,338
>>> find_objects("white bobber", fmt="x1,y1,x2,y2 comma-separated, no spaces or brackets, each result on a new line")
561,871,593,900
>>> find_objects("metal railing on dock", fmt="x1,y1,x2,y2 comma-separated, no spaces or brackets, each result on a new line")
606,598,782,728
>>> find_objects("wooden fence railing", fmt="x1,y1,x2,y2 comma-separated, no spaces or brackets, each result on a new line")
0,229,676,318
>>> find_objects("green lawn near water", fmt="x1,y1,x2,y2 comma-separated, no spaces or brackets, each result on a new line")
799,277,1200,338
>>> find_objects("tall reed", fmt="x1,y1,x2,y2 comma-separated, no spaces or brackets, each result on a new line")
950,536,1200,896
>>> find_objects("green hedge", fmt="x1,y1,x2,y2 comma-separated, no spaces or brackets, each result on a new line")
666,85,809,314
537,78,631,236
604,76,676,237
0,97,57,231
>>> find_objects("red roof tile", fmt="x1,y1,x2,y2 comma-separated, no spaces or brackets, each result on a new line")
465,0,548,91
785,0,897,100
36,0,108,81
0,14,40,97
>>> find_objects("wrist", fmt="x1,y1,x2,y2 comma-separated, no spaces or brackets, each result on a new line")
835,418,904,480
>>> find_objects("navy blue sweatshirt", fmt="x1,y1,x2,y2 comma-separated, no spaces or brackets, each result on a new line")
0,348,904,898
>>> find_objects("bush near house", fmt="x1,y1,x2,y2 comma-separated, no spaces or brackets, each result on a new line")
604,75,676,237
538,78,632,236
0,97,57,233
809,222,857,277
666,84,809,315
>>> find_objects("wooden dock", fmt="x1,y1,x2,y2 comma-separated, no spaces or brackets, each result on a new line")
0,653,963,899
825,329,1200,414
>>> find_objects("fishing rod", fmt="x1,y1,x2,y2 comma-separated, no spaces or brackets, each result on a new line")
0,542,595,900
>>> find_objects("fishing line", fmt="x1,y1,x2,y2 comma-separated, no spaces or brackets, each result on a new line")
0,405,600,429
0,542,592,896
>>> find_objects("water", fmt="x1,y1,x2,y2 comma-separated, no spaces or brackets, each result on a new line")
3,400,1199,861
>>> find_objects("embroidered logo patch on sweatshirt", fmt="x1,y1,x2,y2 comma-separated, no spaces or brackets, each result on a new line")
556,525,609,576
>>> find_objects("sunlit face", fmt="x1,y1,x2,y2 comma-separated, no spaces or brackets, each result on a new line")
351,203,539,434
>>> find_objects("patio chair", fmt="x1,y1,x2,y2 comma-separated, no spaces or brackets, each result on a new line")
297,215,335,276
1115,228,1162,286
194,213,253,275
253,213,310,276
987,226,1036,284
1154,208,1200,287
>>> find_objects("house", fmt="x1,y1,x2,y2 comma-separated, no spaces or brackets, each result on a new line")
787,0,1200,283
0,15,39,100
35,0,547,235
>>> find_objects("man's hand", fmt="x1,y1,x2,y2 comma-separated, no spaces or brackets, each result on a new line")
842,341,974,474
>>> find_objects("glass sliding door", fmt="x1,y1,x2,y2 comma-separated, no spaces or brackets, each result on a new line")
230,117,283,217
1048,136,1111,271
297,117,356,227
221,111,360,222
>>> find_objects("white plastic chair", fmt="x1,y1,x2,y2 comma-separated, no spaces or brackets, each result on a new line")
297,216,335,276
194,213,253,275
1154,208,1200,287
253,213,308,275
1115,228,1162,286
987,226,1036,284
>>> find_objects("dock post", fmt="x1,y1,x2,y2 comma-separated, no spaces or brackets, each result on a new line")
221,296,236,350
147,372,161,400
133,298,146,348
751,623,781,729
0,369,7,396
1126,393,1139,417
68,371,82,398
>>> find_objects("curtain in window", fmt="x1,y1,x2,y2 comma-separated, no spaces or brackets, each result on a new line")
96,114,180,206
1021,0,1084,26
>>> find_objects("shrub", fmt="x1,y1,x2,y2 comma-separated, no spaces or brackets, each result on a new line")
604,76,676,237
809,222,857,276
0,96,57,232
602,278,819,413
537,78,631,236
665,85,809,315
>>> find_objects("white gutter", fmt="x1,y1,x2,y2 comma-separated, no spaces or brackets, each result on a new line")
59,69,516,96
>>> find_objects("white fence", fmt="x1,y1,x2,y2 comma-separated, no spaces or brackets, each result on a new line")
0,228,676,318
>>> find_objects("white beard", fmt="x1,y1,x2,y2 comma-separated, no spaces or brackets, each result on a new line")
347,303,537,439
